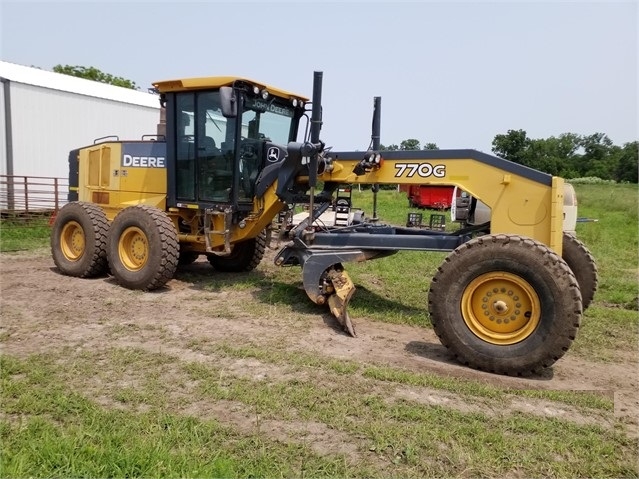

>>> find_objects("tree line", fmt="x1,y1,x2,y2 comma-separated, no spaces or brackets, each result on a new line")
491,130,637,183
381,132,638,183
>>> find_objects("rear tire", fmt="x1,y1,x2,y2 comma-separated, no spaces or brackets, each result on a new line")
207,230,266,272
428,234,582,375
107,205,179,290
562,233,598,310
51,202,108,277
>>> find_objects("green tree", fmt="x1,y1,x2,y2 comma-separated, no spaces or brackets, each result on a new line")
526,139,558,175
552,133,582,178
525,134,581,177
400,139,421,150
53,64,138,90
614,141,639,183
381,140,437,151
580,133,615,179
491,129,532,166
380,143,399,151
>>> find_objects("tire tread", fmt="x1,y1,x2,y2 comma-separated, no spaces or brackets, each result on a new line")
107,205,178,290
51,201,108,277
428,234,582,376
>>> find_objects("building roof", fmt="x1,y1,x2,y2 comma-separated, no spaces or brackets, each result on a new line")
0,60,160,109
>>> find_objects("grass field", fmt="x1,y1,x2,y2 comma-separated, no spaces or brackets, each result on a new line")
0,215,52,252
1,183,638,478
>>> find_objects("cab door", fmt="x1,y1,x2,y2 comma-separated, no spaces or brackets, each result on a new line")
172,90,236,206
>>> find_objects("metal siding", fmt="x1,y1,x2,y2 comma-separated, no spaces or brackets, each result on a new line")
0,82,6,175
9,83,160,179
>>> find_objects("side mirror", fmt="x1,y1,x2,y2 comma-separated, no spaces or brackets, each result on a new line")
220,86,237,118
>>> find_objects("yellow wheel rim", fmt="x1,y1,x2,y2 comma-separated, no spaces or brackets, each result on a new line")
118,226,149,271
461,272,541,345
60,221,85,261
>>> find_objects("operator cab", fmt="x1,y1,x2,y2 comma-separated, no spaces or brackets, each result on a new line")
154,77,308,215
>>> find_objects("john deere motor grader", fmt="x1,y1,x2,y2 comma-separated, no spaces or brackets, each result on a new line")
51,71,598,376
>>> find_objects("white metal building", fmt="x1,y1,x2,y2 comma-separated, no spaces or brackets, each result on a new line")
0,60,161,180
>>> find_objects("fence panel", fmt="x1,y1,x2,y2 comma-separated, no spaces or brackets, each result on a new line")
0,175,68,218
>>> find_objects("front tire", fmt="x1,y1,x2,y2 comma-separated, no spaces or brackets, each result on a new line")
428,234,582,375
51,202,108,277
107,205,179,290
207,230,266,272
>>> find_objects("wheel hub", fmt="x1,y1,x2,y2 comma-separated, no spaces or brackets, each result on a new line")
60,221,85,261
462,272,541,345
119,226,149,271
492,300,509,314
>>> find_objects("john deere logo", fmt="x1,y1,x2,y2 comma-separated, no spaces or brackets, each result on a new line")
122,154,165,168
267,147,280,163
121,143,167,168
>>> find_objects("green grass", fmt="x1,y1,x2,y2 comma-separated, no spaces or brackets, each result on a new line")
0,355,372,478
0,217,51,252
2,352,635,479
572,184,638,307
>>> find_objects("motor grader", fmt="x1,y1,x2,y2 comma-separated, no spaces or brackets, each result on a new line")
51,71,598,376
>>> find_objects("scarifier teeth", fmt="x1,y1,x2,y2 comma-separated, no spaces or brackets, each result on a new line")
328,294,357,337
342,311,357,337
326,268,357,337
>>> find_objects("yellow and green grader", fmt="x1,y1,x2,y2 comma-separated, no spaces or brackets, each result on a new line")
51,71,598,375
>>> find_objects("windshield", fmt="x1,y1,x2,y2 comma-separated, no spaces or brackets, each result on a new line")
241,96,296,145
172,89,300,205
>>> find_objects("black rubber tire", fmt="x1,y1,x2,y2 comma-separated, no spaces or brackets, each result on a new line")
107,205,179,290
562,233,598,310
50,202,108,277
207,230,266,272
428,234,582,376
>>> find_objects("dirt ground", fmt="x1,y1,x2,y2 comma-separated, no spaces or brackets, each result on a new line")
1,249,638,443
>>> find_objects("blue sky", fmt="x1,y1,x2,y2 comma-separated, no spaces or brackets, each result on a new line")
1,1,636,153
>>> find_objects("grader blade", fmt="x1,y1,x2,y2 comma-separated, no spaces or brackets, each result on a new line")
326,268,357,337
